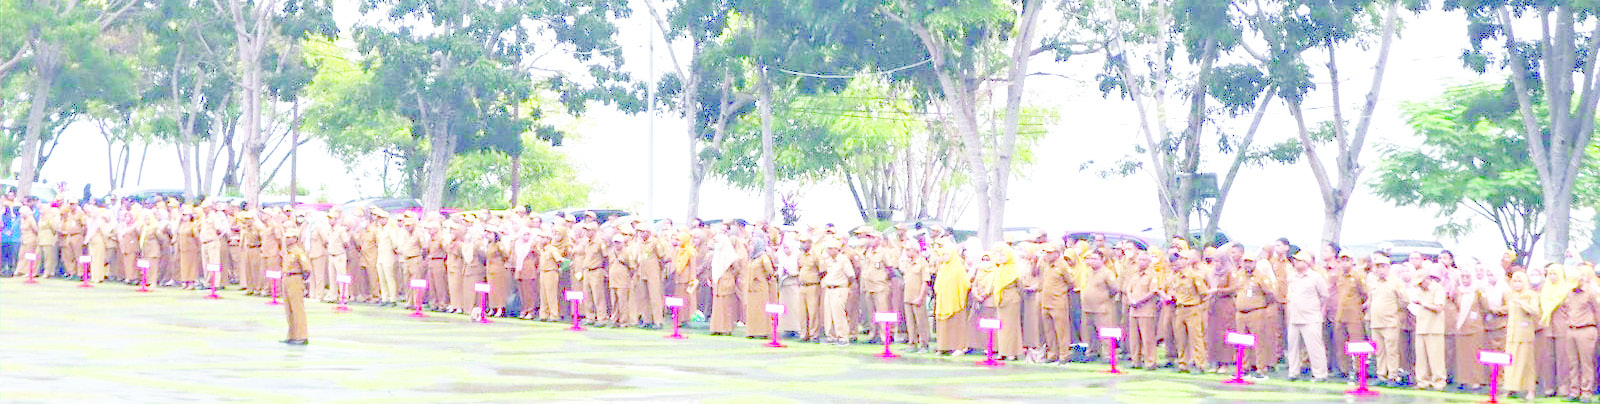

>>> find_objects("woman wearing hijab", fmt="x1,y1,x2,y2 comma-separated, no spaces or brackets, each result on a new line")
743,240,777,339
933,239,971,355
990,246,1024,360
709,234,741,335
1452,261,1489,391
1505,271,1541,399
1537,263,1571,397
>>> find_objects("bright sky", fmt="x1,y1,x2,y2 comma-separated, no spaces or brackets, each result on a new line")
28,4,1595,265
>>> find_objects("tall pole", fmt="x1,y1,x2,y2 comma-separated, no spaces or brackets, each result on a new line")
646,22,656,219
289,100,300,204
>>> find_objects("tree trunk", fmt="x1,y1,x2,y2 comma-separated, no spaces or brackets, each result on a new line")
509,151,521,207
420,106,454,211
17,45,58,199
990,0,1043,244
759,65,775,223
288,99,300,204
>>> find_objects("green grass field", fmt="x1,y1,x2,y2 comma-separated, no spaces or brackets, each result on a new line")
0,279,1531,403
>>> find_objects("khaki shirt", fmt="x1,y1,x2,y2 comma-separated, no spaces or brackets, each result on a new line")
1080,266,1119,314
820,253,854,288
1367,276,1405,328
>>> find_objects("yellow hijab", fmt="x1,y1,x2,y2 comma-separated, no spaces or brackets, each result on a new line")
1539,264,1572,325
934,246,970,320
991,245,1021,305
1069,240,1092,290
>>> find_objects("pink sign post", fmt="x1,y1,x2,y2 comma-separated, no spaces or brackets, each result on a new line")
264,271,283,304
136,259,152,292
78,256,92,288
1346,341,1379,396
21,252,37,284
565,290,584,331
473,283,493,323
874,312,900,358
408,279,428,318
978,318,1003,367
204,264,222,299
764,304,786,348
1479,350,1512,404
1100,327,1123,374
333,274,352,312
1223,332,1257,384
664,296,686,339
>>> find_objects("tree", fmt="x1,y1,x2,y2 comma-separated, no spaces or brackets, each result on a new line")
1449,0,1600,260
354,0,638,211
11,0,142,196
1375,82,1546,261
1256,0,1410,245
445,141,589,211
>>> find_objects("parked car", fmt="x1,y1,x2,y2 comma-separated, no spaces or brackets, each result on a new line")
544,208,631,223
1378,240,1446,262
1061,230,1155,251
106,187,186,204
0,180,57,201
337,197,423,216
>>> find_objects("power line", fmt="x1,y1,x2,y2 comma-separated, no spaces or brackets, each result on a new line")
775,59,932,79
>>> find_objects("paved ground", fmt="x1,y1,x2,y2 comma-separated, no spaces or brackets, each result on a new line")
1,278,1524,404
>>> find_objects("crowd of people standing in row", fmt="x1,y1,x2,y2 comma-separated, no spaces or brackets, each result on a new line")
4,192,1598,402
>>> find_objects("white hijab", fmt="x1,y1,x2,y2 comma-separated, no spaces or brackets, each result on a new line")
710,234,737,283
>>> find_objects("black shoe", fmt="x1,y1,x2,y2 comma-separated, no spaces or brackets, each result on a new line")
281,339,309,345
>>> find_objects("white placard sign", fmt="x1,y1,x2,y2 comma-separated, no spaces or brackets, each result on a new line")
1226,332,1256,347
136,259,150,269
665,297,684,307
764,303,785,315
1346,341,1377,355
1478,351,1512,366
564,290,583,300
23,252,36,261
409,279,427,288
1098,327,1123,339
874,312,900,323
978,318,1001,330
78,256,90,264
265,271,282,280
336,274,352,283
474,283,491,293
205,263,221,272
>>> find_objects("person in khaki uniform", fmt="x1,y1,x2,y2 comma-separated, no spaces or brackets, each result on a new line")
137,212,165,287
512,226,539,319
1038,243,1074,362
1365,254,1405,384
85,208,111,282
575,227,608,325
1410,269,1449,390
1233,257,1279,377
17,204,38,278
1169,249,1211,373
396,214,426,305
36,204,60,277
820,239,855,345
1504,272,1540,399
1559,264,1598,401
485,229,512,317
708,234,742,335
857,233,893,343
795,235,824,341
1330,253,1367,377
176,209,201,288
933,240,970,354
326,213,350,302
280,225,310,345
633,227,670,328
1285,251,1331,382
606,232,634,327
303,212,330,302
988,247,1025,360
1079,249,1120,360
901,245,932,352
1452,265,1489,390
259,211,283,294
537,233,567,321
743,242,777,338
59,202,84,278
419,217,448,309
359,213,383,303
1125,251,1161,369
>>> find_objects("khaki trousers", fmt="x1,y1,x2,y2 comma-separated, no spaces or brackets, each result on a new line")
1128,316,1158,367
1175,304,1208,367
307,255,328,300
539,271,562,320
282,273,308,341
905,302,930,346
375,254,398,303
1415,333,1447,389
824,286,851,341
798,284,821,339
1237,309,1273,372
1563,326,1597,397
1372,327,1402,381
638,273,664,326
582,271,607,322
1044,301,1073,361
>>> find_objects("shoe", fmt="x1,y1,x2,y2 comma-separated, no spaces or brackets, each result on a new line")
1312,377,1328,383
281,339,309,345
